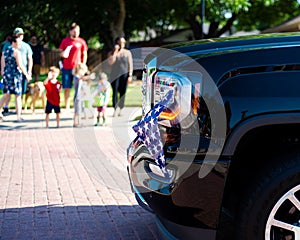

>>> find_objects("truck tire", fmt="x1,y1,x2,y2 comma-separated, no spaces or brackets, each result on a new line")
235,150,300,240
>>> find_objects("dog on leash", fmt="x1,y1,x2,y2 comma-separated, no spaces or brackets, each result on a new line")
24,81,46,113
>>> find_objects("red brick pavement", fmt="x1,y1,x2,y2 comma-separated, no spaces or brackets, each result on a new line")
0,108,159,240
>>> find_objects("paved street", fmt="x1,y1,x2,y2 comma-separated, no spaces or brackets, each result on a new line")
0,108,159,240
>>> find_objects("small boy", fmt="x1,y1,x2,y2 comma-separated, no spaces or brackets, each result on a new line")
93,72,111,126
43,66,62,128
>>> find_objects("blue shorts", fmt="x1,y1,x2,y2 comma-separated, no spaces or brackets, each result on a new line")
61,69,73,89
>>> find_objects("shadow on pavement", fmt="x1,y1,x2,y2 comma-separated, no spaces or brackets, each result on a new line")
0,205,159,240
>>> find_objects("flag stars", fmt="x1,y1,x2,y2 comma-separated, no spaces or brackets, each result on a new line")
145,115,151,122
138,126,143,135
150,131,156,141
154,105,162,114
132,89,174,178
149,118,155,126
145,136,150,145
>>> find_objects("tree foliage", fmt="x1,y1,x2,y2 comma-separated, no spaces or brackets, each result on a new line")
167,0,300,39
0,0,299,51
237,0,300,31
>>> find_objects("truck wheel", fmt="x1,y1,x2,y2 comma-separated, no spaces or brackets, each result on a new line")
235,151,300,240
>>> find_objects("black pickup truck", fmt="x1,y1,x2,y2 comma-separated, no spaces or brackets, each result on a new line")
127,32,300,240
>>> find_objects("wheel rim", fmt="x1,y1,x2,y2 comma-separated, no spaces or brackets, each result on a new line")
265,184,300,240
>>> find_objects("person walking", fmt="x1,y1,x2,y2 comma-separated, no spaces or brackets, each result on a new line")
1,27,33,115
59,22,88,113
107,36,133,117
43,66,62,128
0,36,32,121
29,35,45,82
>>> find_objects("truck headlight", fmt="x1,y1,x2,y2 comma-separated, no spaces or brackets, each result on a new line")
154,72,192,123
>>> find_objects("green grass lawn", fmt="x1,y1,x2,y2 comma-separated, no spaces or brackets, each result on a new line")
0,74,142,109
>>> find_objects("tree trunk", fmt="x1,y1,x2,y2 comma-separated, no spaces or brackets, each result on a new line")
207,21,220,38
187,12,238,39
216,13,237,37
109,0,126,41
186,16,202,40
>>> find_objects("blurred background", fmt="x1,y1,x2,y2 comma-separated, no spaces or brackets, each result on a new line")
1,0,300,73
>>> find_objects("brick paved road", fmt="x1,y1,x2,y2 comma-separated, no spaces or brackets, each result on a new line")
0,108,159,240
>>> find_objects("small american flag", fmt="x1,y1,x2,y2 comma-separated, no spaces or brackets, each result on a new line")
132,89,174,178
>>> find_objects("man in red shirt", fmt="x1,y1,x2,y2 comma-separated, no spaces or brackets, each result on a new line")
59,22,88,112
44,66,62,128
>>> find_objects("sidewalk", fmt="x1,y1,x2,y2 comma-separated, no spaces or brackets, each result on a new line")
0,108,81,130
0,107,140,129
0,107,159,240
